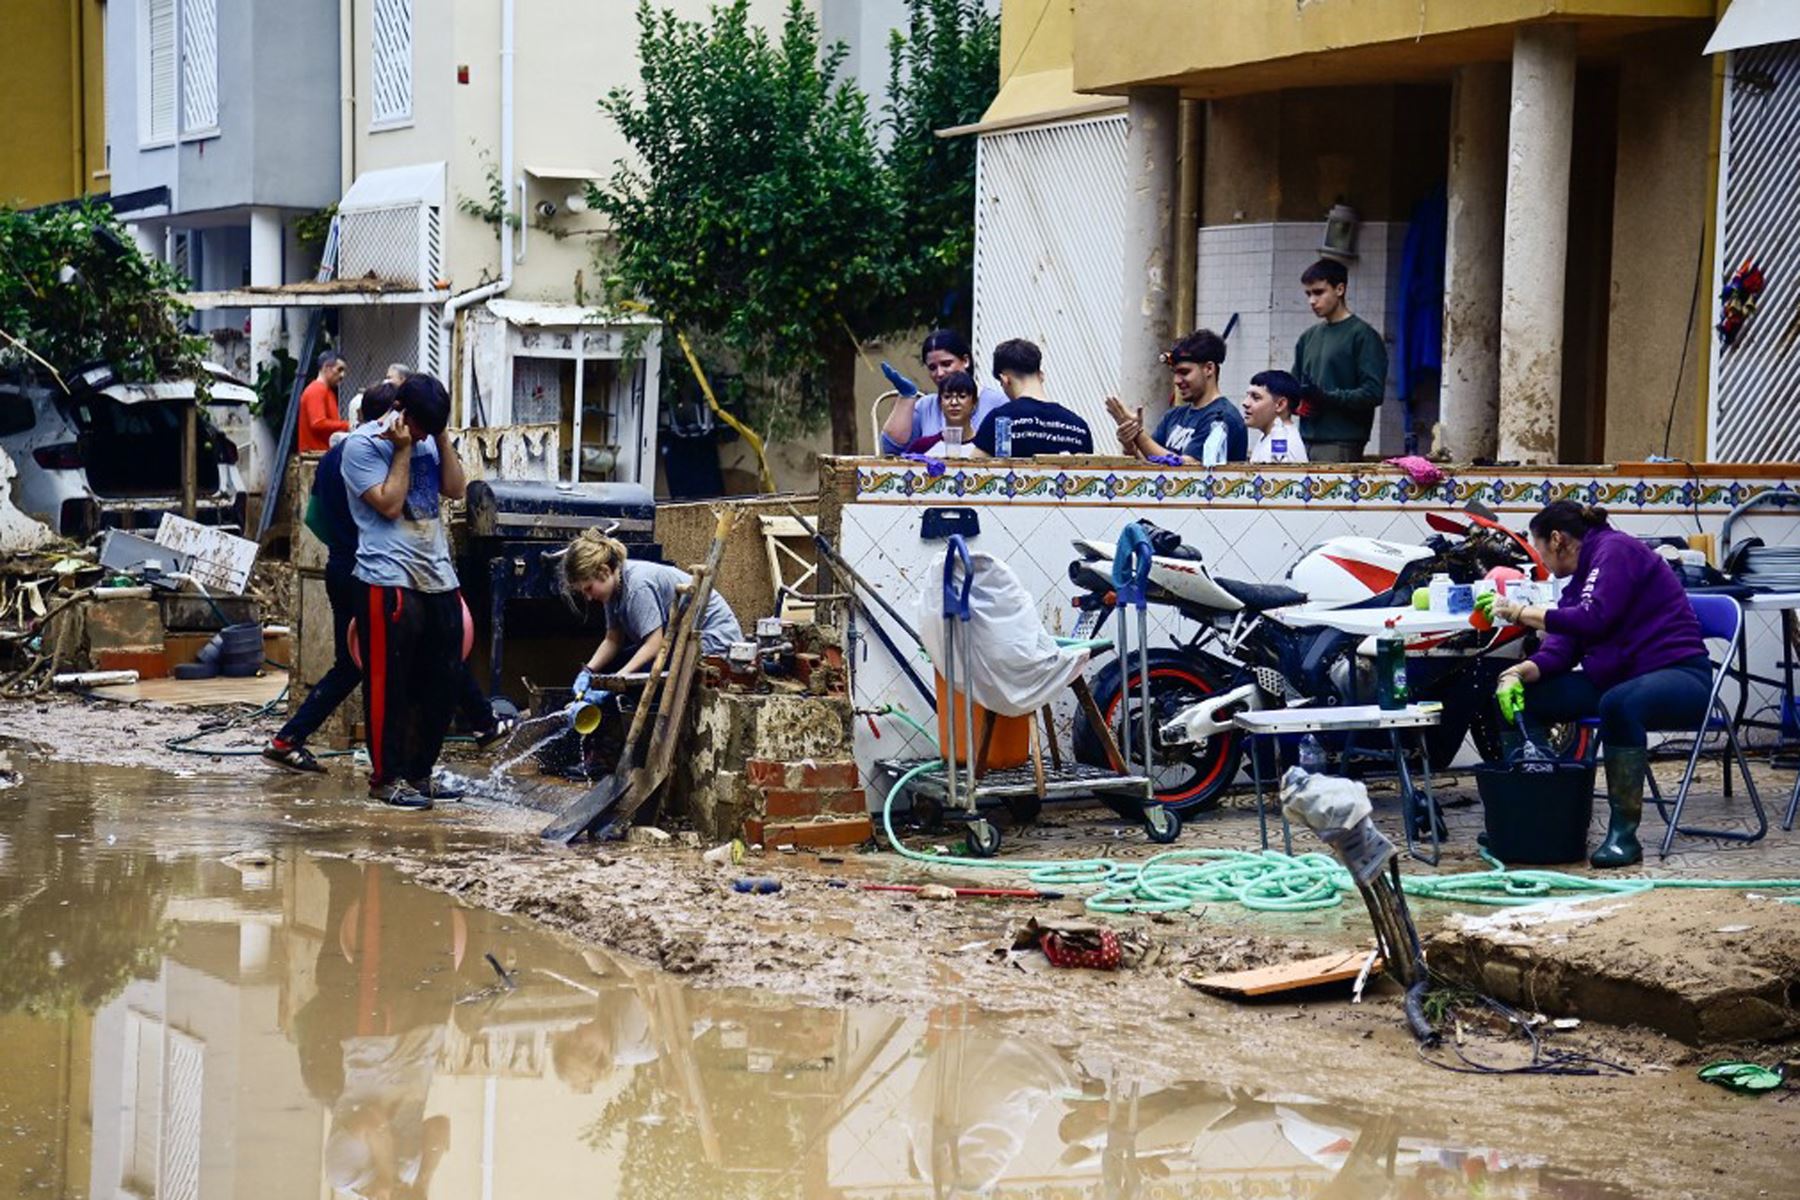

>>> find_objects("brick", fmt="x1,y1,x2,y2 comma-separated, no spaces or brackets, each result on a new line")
746,758,793,789
820,789,870,816
798,760,861,790
744,814,872,849
757,788,825,819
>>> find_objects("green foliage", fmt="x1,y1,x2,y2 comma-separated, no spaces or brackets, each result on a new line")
881,0,1001,332
589,0,897,439
254,346,299,432
0,199,207,386
293,204,338,255
458,146,521,240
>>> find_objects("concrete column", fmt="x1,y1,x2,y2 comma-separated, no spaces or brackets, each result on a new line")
249,207,285,376
1498,24,1577,464
1118,87,1181,418
1441,62,1509,461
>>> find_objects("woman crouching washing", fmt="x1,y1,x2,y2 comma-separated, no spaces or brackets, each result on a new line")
563,531,744,695
1478,502,1711,868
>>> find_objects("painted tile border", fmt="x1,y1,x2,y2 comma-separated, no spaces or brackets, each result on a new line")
852,463,1800,514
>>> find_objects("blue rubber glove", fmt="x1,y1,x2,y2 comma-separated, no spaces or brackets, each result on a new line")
1145,453,1185,467
1496,675,1525,724
880,361,921,399
573,667,593,698
900,452,946,478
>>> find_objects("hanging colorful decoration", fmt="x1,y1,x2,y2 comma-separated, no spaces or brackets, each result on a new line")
1717,258,1767,348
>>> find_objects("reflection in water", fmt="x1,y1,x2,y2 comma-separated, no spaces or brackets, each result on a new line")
0,764,1639,1199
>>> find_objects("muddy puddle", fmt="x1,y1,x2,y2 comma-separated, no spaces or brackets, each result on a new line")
0,755,1646,1199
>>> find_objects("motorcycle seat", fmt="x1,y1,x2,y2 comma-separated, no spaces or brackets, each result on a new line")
1161,543,1204,562
1215,577,1308,612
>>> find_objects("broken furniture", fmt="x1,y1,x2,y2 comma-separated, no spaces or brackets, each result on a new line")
464,479,661,694
1237,704,1444,864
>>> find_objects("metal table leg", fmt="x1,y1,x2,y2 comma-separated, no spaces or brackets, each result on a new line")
1251,731,1269,851
1391,728,1440,866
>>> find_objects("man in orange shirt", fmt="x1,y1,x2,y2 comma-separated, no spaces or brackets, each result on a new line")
298,352,350,453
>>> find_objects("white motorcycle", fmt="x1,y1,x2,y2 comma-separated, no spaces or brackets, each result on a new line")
1067,505,1543,817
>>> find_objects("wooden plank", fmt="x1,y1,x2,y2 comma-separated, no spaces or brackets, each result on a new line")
1184,950,1380,998
89,671,290,708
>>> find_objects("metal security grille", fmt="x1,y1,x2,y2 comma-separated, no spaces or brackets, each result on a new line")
371,0,414,126
971,114,1128,440
1711,43,1800,462
339,204,426,286
144,0,178,143
161,1030,204,1200
180,0,218,134
341,306,425,394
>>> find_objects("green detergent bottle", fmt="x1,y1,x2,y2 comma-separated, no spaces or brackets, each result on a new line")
1375,617,1409,711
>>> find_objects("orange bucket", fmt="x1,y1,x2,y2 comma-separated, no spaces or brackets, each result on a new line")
935,672,1031,770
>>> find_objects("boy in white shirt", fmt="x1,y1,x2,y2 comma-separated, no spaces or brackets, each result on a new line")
1243,370,1309,464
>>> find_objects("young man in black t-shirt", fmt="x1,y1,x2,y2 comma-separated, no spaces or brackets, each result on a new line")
972,339,1094,458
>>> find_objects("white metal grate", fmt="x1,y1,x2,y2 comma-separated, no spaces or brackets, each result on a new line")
339,204,426,286
179,0,218,134
371,0,414,126
143,0,178,144
161,1030,204,1200
1711,44,1800,463
971,114,1128,440
341,306,425,396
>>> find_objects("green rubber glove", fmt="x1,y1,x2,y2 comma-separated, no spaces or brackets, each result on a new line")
1475,590,1498,621
1496,675,1525,724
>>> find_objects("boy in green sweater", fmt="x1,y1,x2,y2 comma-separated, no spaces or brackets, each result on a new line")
1290,258,1388,463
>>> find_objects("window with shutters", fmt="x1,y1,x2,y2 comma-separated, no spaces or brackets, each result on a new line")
180,0,219,136
138,0,177,146
370,0,414,129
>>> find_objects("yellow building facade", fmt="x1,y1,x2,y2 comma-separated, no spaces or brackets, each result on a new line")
973,1,1757,465
0,0,107,207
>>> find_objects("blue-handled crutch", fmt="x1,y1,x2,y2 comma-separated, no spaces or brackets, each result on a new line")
941,535,979,831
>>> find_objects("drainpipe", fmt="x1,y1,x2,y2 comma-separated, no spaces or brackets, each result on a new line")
440,0,514,341
340,0,355,193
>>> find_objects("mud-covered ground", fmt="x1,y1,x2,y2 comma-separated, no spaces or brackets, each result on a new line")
10,690,1800,1198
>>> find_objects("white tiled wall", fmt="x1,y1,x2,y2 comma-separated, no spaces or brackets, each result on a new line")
842,475,1800,799
1196,222,1410,455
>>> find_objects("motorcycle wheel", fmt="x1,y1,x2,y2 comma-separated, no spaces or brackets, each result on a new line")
1074,650,1243,817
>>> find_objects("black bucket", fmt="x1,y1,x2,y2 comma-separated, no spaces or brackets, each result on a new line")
1472,757,1596,864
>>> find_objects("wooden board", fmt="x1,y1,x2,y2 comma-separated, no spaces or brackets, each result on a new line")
88,671,290,708
1185,950,1380,998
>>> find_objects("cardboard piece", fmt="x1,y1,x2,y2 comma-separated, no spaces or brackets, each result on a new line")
1184,950,1381,998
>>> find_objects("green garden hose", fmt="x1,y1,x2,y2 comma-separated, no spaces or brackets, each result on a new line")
870,706,1800,915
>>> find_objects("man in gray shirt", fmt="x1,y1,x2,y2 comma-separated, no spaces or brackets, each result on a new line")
341,374,468,809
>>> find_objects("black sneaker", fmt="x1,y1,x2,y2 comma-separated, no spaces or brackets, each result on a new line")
472,715,518,751
410,776,465,801
370,781,433,810
263,740,326,774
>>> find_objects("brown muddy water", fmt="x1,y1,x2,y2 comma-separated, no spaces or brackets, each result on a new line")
0,754,1641,1199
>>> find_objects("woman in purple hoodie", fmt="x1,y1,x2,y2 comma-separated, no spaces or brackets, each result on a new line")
1481,502,1710,867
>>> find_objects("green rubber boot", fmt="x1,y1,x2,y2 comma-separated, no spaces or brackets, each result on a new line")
1591,746,1648,868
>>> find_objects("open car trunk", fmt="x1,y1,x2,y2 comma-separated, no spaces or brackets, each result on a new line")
69,395,223,498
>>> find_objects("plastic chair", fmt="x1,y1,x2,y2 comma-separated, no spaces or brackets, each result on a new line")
1629,595,1766,857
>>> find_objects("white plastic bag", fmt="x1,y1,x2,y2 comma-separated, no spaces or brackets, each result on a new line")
917,550,1090,717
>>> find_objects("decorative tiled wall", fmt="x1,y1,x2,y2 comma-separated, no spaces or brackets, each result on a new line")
840,461,1800,788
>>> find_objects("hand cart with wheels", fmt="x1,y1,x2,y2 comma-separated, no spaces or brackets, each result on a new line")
876,534,1178,858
